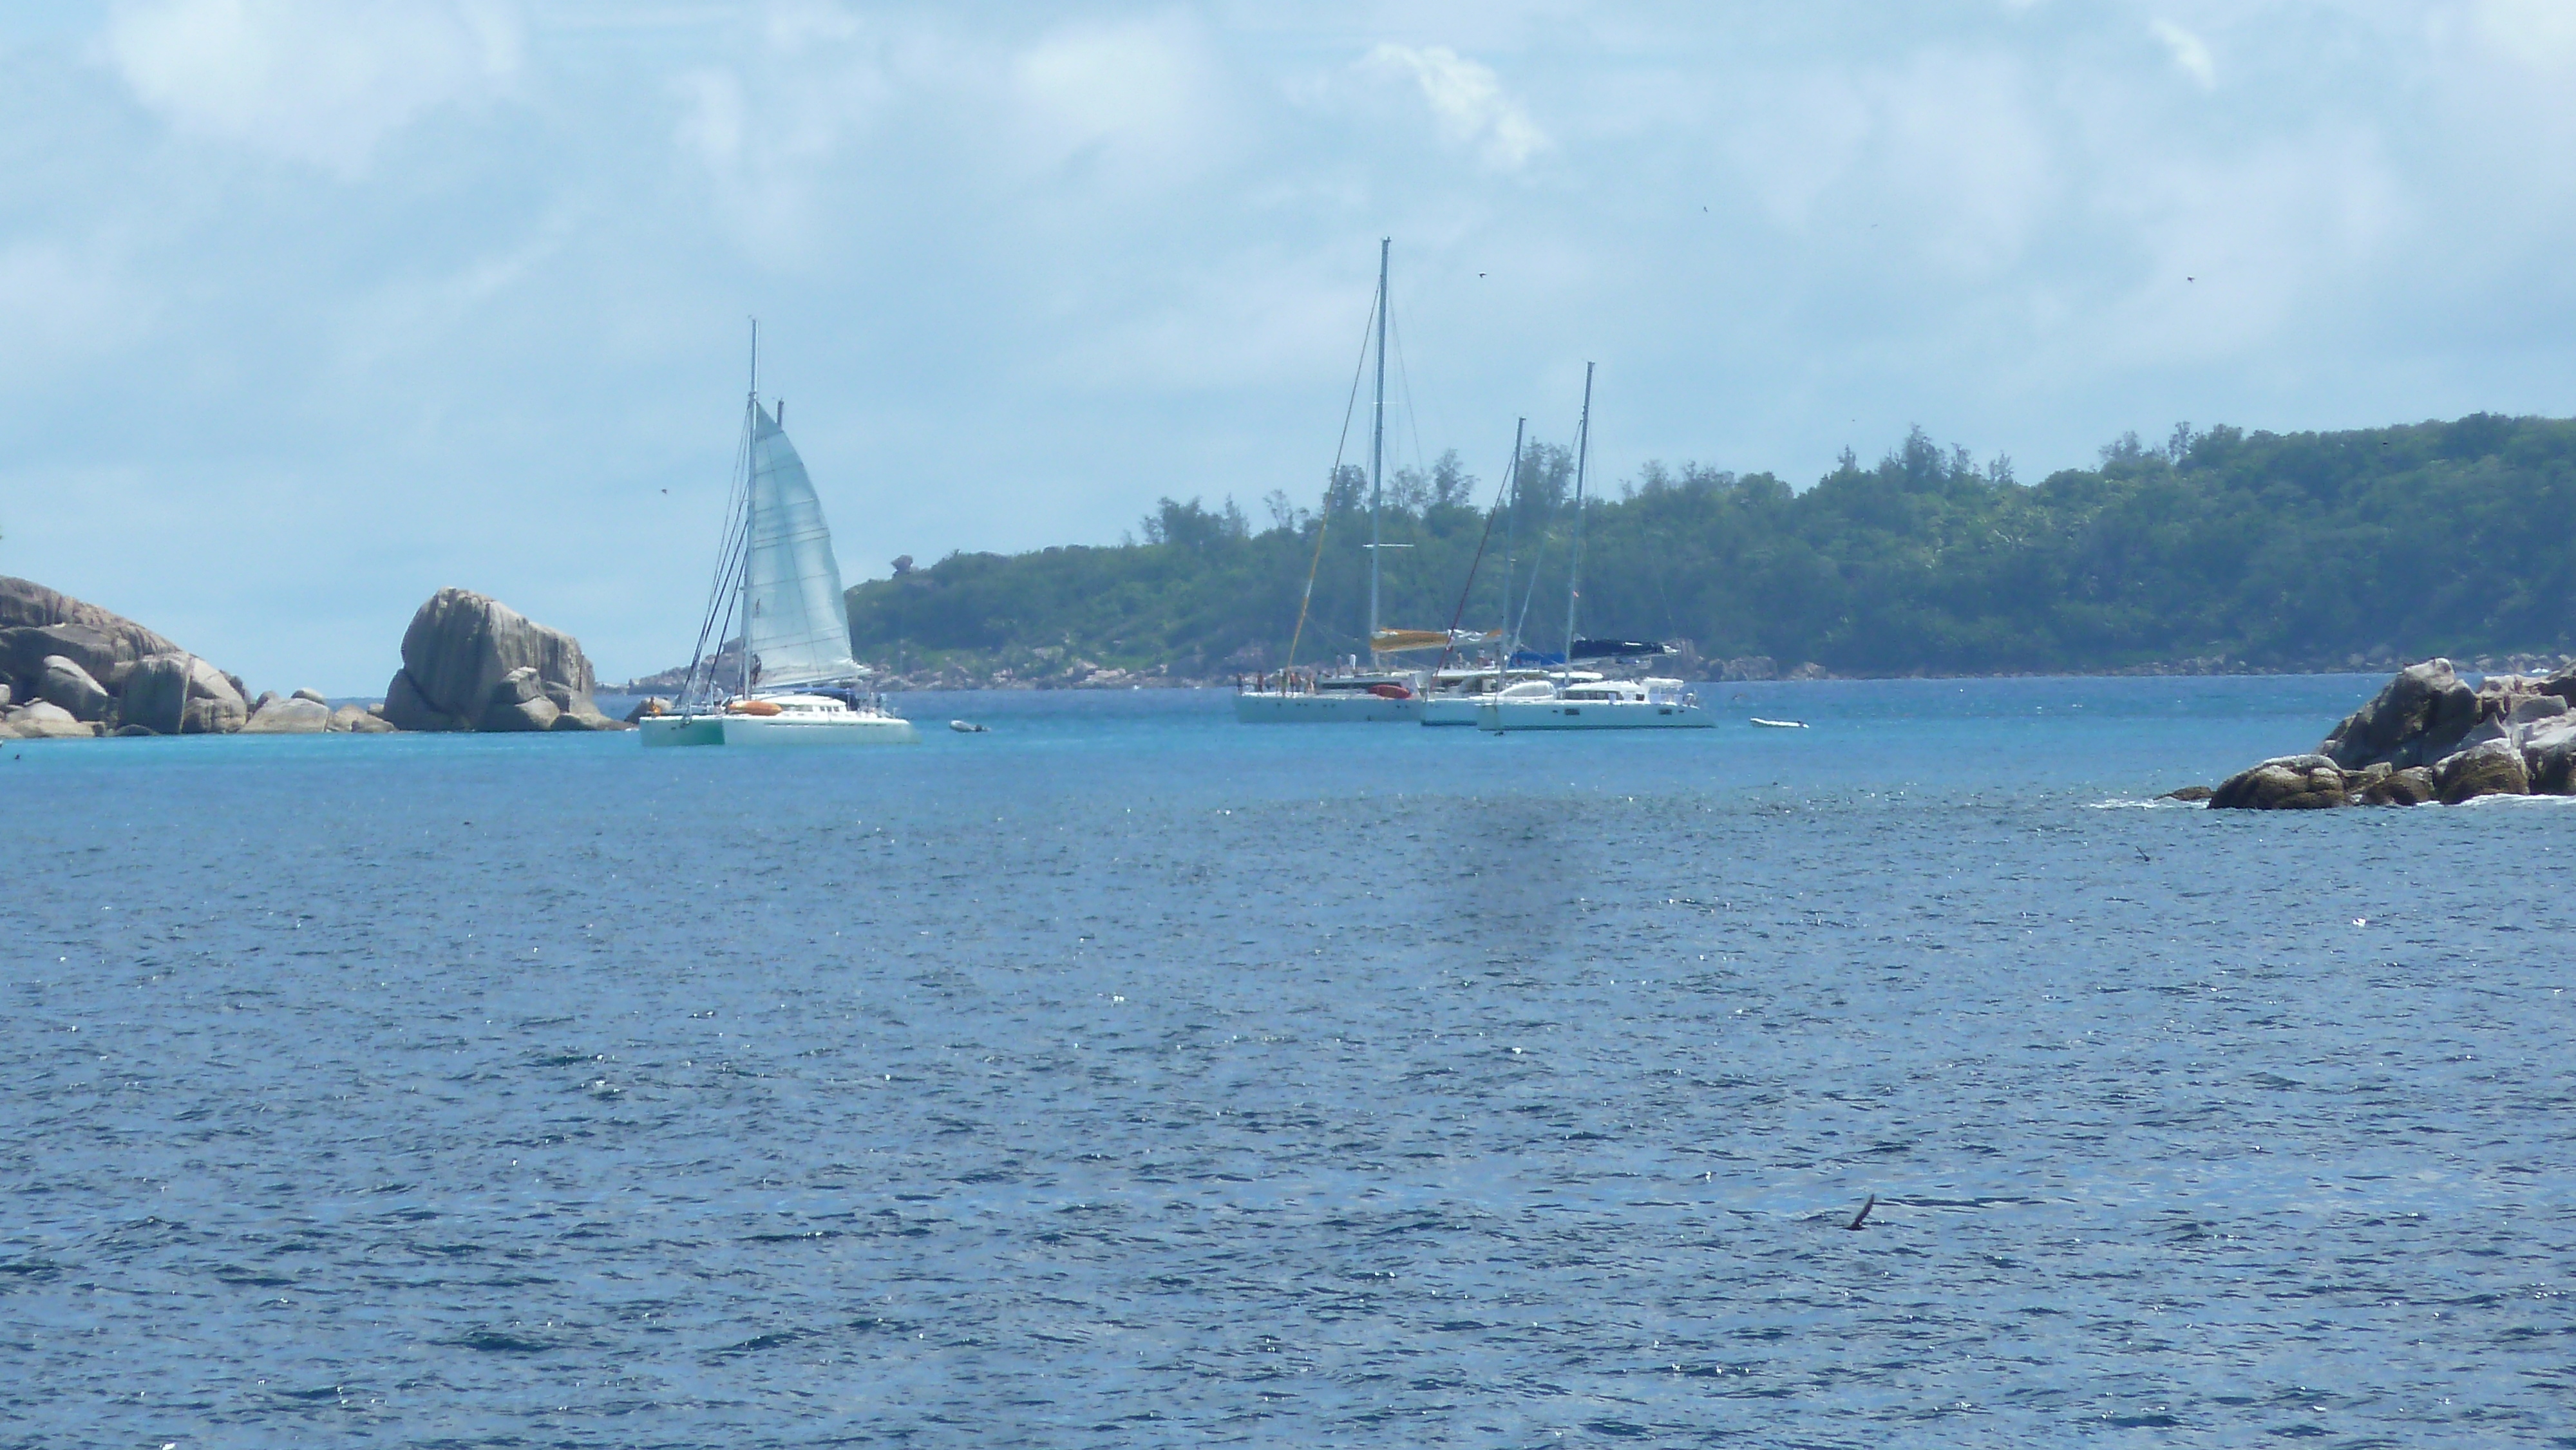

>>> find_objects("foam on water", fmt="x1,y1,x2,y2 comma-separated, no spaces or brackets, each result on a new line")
4,677,2570,1446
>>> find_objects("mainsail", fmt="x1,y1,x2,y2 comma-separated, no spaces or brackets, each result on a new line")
742,403,862,688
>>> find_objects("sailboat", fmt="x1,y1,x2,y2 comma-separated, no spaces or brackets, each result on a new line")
1479,364,1712,733
1235,239,1441,723
639,326,918,747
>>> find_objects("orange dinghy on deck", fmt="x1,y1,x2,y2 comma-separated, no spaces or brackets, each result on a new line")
726,699,784,716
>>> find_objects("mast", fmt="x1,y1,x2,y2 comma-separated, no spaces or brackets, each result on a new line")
741,319,759,701
1367,237,1388,658
1501,415,1524,664
1562,361,1594,661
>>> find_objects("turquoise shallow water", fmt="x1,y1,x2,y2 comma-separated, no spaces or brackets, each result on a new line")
5,677,2573,1447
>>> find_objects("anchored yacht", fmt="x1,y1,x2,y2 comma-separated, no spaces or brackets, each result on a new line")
1477,674,1712,731
1235,240,1459,724
640,325,916,747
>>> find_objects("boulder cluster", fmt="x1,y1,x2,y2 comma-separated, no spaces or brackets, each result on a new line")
0,576,273,739
0,577,623,740
2206,658,2576,808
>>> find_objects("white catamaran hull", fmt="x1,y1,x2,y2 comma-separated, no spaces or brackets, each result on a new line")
1478,700,1714,731
1419,697,1486,727
1234,692,1424,724
640,713,919,746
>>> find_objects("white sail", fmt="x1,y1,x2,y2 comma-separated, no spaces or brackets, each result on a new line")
743,402,862,688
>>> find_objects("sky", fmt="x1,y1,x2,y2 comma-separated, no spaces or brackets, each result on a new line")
3,1,2573,692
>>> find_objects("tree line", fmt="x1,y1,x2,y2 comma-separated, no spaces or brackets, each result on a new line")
844,413,2576,677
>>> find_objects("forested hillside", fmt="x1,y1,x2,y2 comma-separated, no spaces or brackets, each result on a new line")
844,414,2576,681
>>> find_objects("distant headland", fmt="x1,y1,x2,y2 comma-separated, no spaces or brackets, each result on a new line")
832,413,2576,688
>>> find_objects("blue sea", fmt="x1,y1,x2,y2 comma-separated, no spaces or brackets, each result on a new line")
6,677,2571,1448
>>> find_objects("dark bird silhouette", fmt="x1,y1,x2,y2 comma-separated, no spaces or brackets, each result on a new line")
2134,846,2152,863
2186,276,2195,282
1846,1194,1875,1230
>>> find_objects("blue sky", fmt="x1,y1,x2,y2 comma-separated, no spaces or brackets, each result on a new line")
4,1,2573,692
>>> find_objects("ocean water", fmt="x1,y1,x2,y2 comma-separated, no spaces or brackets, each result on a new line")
5,677,2571,1449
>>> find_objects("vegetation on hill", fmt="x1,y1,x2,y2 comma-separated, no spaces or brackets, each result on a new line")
843,414,2576,681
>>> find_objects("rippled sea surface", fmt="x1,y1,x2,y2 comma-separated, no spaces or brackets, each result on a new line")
6,677,2572,1448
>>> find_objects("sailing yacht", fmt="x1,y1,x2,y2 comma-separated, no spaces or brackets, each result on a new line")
641,330,916,747
1235,240,1445,724
1477,364,1711,733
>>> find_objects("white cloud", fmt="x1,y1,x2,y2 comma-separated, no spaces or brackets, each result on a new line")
1010,17,1232,185
2150,18,2217,89
1361,43,1546,170
105,0,521,177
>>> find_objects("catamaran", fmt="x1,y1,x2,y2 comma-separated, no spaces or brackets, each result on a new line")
640,326,917,747
1477,364,1712,732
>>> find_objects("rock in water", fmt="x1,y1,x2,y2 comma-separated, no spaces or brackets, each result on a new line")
385,588,619,733
2319,659,2480,769
3,701,96,739
328,704,397,734
2209,755,2349,810
36,655,111,721
2161,785,2215,803
2359,766,2439,805
241,695,334,734
2522,719,2576,795
2435,739,2529,804
122,654,249,735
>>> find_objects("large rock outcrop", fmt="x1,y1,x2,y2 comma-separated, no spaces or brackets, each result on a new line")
0,577,258,738
2208,658,2576,808
382,588,621,733
2318,659,2482,769
0,576,184,666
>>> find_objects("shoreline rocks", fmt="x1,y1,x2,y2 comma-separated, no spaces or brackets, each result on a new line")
2,577,256,739
2206,657,2576,808
0,574,626,741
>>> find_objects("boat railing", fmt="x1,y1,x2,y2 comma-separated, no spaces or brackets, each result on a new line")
1238,670,1320,697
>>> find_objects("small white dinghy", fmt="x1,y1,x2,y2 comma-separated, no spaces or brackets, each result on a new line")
1750,717,1808,729
949,720,989,733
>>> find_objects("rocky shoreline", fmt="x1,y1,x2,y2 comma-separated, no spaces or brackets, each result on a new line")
1,577,625,740
2193,658,2576,808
